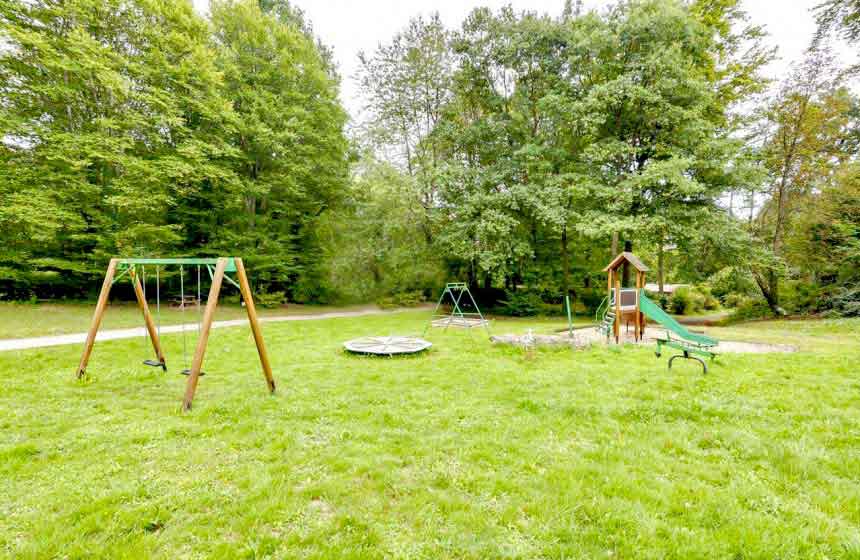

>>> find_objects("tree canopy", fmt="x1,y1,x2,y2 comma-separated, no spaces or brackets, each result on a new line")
2,0,859,318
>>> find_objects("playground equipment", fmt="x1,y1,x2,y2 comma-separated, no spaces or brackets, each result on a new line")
564,295,574,336
75,257,275,411
427,282,489,331
596,251,718,372
598,252,649,343
344,336,432,356
640,292,717,373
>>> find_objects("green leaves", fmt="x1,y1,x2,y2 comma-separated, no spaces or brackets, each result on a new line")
0,0,349,299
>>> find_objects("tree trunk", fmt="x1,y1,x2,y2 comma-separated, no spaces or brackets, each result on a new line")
754,272,781,313
657,236,665,294
611,231,619,256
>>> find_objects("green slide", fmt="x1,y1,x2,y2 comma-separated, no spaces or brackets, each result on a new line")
638,289,718,372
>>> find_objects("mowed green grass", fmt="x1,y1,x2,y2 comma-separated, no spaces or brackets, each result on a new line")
1,311,859,559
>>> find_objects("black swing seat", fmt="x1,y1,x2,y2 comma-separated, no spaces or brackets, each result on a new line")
180,369,206,377
143,359,166,371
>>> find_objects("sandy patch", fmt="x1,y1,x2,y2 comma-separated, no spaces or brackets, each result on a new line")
494,326,796,354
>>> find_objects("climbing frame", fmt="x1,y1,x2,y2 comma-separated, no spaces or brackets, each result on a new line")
427,282,489,331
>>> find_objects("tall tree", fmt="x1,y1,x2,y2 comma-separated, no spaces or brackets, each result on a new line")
750,49,853,311
572,0,769,273
209,0,349,299
0,0,236,296
356,12,454,244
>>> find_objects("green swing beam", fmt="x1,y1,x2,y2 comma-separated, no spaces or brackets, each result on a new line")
114,258,242,289
117,257,238,272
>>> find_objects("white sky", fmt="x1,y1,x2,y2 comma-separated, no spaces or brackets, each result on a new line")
193,0,854,120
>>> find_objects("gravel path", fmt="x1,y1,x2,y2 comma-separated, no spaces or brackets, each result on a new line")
0,307,420,352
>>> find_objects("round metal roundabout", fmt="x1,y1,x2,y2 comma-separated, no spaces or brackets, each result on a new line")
343,336,432,356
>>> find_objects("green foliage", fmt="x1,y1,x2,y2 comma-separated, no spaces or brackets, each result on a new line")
827,284,860,316
497,290,547,317
253,290,287,308
0,0,348,300
208,0,349,294
316,157,444,303
668,285,718,315
376,290,426,309
729,296,776,322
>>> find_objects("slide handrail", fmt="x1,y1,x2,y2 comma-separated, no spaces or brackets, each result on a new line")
595,296,609,323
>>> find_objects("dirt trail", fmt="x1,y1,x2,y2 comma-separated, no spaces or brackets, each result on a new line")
0,307,424,352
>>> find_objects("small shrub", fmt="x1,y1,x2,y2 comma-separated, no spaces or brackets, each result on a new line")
723,293,745,308
497,290,546,316
579,289,605,315
669,287,707,315
698,286,720,311
782,281,826,314
826,285,860,317
730,297,775,321
376,290,425,309
254,290,286,308
669,288,692,315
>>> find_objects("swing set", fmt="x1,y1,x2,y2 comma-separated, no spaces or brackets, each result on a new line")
75,257,275,411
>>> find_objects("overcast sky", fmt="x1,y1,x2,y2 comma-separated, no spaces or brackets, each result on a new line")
193,0,854,120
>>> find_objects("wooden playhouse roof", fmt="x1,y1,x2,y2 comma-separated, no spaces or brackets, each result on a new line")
603,252,650,273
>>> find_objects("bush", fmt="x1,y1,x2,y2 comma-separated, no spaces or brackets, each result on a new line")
667,285,720,315
826,285,860,317
730,296,775,321
579,289,606,315
707,267,757,302
722,293,745,308
254,290,286,308
669,287,706,315
781,281,826,314
699,286,720,311
669,287,692,315
376,290,425,309
497,290,546,316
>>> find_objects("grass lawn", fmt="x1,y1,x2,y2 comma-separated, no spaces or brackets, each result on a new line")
1,310,859,558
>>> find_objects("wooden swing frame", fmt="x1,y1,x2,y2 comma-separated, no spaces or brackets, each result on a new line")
75,257,275,411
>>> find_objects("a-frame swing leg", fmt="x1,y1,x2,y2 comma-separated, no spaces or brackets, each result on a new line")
76,259,119,378
424,287,450,335
235,258,276,394
130,267,167,370
182,257,227,411
463,286,490,334
449,288,467,327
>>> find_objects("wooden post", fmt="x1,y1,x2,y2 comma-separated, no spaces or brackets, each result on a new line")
614,271,621,343
235,258,276,394
181,258,227,411
130,267,166,369
640,271,646,339
634,271,642,341
76,259,118,378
